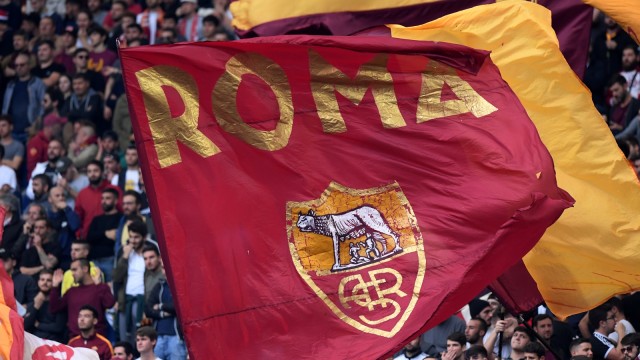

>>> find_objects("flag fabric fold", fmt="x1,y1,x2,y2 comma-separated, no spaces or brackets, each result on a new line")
229,0,592,77
121,35,571,358
390,1,640,318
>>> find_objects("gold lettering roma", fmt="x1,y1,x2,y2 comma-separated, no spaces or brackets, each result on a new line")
134,52,496,168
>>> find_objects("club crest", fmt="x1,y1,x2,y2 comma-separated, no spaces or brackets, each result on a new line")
287,182,426,337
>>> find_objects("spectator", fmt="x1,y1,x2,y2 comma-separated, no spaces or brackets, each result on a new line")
74,9,93,49
0,194,24,254
2,51,45,142
95,130,120,162
420,315,466,357
591,16,634,83
124,23,143,42
61,240,101,295
112,143,140,192
103,152,121,183
588,304,624,360
47,185,80,269
18,217,61,276
68,305,114,360
469,298,493,325
53,157,85,206
145,260,185,360
620,334,639,360
26,138,64,200
619,45,640,99
26,112,65,176
444,332,466,360
177,0,201,42
29,16,59,51
75,159,120,239
465,317,487,347
72,48,106,93
103,0,126,33
112,341,135,360
142,245,163,302
24,269,66,342
0,145,17,193
87,0,107,27
0,248,38,308
58,73,73,100
0,115,25,171
49,257,116,337
607,75,640,134
113,220,157,344
135,326,159,360
55,25,78,74
466,345,489,360
33,40,65,90
29,173,53,212
68,121,99,169
606,298,636,343
199,14,218,42
393,337,427,360
88,25,117,73
60,73,104,131
510,326,535,360
524,342,547,360
115,190,141,255
570,338,593,359
86,187,121,282
136,0,163,44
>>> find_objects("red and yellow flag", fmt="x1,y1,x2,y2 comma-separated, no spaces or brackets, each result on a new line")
229,0,592,77
390,1,640,318
121,36,572,358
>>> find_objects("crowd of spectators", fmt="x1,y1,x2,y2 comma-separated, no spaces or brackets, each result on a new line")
0,0,638,359
392,295,640,360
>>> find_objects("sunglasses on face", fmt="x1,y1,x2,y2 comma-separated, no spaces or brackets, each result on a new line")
621,346,635,353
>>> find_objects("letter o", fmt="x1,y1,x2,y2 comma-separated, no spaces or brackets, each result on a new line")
212,52,293,151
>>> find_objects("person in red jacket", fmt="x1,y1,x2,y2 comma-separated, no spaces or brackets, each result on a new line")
68,304,114,360
74,160,121,239
49,258,116,337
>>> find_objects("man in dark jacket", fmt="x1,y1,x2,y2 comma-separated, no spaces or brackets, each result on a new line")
0,194,23,253
145,263,186,360
24,269,66,342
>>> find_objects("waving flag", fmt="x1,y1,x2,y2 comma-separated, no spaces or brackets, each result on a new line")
229,0,592,77
120,35,571,358
390,1,640,318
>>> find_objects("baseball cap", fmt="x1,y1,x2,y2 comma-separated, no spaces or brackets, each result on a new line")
63,25,78,37
0,10,8,25
43,114,67,127
0,248,13,261
56,157,74,174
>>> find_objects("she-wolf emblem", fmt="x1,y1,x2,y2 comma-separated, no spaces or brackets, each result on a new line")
296,205,403,271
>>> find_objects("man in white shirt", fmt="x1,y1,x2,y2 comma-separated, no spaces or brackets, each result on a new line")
114,220,157,344
0,144,17,193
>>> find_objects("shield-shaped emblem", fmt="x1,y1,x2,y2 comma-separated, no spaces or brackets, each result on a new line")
287,182,426,337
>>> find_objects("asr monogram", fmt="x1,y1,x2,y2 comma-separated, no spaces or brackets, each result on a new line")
339,268,407,326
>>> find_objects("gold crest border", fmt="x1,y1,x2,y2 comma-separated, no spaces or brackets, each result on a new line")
286,181,426,338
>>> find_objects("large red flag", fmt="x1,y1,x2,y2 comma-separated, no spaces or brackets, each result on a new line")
120,36,573,359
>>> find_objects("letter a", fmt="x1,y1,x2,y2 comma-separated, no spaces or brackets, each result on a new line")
417,60,497,123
